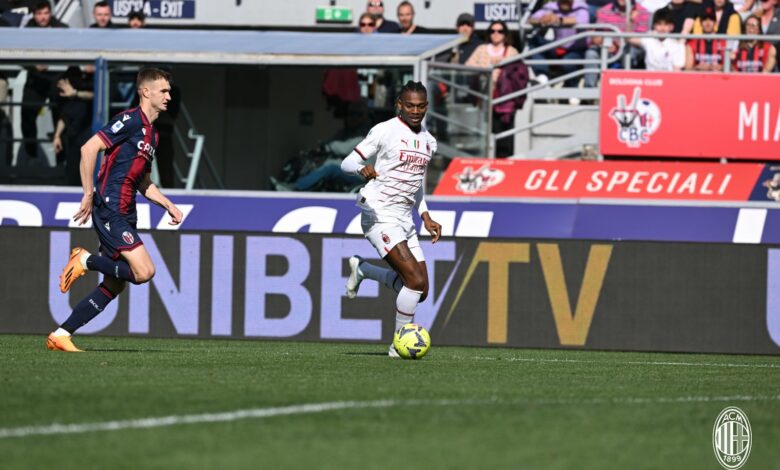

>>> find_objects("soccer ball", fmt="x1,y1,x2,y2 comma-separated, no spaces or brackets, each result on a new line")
393,323,431,359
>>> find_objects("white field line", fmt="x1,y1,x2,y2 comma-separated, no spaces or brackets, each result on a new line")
2,395,779,439
470,356,780,369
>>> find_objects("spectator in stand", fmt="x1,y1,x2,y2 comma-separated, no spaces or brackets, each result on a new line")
693,0,741,35
733,14,777,71
366,0,399,33
732,0,756,18
466,21,521,157
89,1,115,28
528,0,590,87
761,0,780,62
23,2,66,29
466,21,520,85
271,100,371,192
759,0,780,41
53,67,93,185
685,6,729,69
586,0,611,22
21,1,67,159
428,13,482,139
629,8,686,70
357,12,376,33
454,13,482,64
397,1,427,34
127,10,145,28
584,0,650,88
660,0,699,34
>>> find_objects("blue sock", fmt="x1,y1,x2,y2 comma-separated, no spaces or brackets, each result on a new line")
61,283,116,334
87,255,137,284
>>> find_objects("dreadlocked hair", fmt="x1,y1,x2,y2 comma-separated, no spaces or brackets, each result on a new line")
398,80,427,101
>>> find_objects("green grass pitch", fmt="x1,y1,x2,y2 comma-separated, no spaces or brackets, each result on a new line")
1,335,778,469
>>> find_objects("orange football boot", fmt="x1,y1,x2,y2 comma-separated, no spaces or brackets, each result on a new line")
46,333,84,352
59,247,90,293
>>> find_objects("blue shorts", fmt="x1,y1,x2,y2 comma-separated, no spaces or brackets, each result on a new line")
91,193,143,260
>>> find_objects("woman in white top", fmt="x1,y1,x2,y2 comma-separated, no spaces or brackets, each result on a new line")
341,81,442,357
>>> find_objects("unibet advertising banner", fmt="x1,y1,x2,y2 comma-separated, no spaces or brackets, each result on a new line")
600,70,780,160
2,228,778,355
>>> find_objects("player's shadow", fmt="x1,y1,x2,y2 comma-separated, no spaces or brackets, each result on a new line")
86,348,173,353
343,351,388,357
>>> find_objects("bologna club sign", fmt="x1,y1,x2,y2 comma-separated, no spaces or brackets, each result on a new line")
599,70,780,160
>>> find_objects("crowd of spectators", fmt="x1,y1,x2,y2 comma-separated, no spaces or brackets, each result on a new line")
533,0,777,81
0,1,148,181
3,0,779,183
350,0,779,87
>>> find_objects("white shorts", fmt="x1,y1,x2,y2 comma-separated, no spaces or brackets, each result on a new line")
361,211,424,261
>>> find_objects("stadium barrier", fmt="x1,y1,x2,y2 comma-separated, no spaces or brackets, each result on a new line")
1,222,779,354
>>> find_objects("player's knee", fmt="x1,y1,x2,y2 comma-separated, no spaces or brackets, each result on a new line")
405,273,427,293
133,265,155,284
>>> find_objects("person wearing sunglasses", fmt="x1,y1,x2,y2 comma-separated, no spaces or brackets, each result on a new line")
366,0,399,33
465,20,520,81
466,21,522,157
357,12,377,34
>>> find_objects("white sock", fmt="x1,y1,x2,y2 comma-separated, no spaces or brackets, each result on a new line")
360,262,403,293
395,286,422,331
80,252,90,270
53,328,71,337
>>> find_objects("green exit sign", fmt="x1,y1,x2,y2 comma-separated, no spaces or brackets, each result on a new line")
316,6,353,23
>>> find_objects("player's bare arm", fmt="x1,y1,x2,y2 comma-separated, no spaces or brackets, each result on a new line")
73,134,106,225
139,174,183,225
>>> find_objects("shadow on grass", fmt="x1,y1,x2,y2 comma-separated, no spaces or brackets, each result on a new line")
343,351,388,357
85,348,174,353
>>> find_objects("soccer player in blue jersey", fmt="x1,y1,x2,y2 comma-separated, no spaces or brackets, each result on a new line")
47,67,183,352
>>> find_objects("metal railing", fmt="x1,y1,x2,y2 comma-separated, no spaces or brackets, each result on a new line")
175,102,224,190
426,27,780,159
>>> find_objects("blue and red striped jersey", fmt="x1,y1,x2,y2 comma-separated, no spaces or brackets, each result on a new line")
95,107,159,221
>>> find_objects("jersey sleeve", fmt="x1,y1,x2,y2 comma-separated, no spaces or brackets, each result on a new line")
96,113,137,148
353,124,384,161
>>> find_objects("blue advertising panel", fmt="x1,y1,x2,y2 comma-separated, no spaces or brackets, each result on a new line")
1,187,779,244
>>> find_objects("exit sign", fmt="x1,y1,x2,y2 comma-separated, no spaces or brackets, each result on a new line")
315,6,353,23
